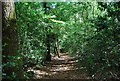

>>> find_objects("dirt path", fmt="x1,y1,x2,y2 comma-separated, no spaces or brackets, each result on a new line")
28,53,89,79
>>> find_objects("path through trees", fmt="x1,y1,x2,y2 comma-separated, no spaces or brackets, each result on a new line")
27,53,89,79
2,1,120,80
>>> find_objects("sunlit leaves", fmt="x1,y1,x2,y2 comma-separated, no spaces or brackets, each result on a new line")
14,2,120,79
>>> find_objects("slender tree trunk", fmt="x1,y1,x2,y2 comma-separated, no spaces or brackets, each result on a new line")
2,0,23,79
46,40,51,61
43,2,51,61
54,40,60,58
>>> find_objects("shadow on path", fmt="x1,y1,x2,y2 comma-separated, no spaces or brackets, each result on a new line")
28,53,89,79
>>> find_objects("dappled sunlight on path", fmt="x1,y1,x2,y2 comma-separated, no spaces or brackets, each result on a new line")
28,53,88,79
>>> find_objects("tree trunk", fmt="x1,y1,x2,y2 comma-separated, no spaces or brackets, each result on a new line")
2,0,24,79
54,41,60,58
46,36,51,61
43,2,52,61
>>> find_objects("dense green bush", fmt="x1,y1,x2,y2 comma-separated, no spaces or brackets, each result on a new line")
61,2,120,79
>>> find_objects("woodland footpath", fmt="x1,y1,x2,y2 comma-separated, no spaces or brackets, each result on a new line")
2,1,120,80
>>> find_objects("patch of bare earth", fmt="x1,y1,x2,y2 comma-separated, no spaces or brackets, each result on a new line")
28,53,89,79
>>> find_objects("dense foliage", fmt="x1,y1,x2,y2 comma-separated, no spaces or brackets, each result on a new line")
61,2,120,79
3,2,120,79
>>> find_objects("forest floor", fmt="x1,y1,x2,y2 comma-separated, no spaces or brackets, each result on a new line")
28,53,89,79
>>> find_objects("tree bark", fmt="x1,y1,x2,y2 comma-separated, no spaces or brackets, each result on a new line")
43,2,52,61
54,40,60,58
2,0,23,79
